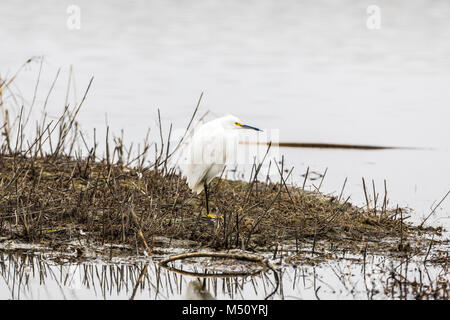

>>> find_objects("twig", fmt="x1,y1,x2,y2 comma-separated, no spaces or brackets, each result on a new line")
419,190,450,228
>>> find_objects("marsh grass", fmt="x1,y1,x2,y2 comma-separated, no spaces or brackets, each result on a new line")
0,59,444,255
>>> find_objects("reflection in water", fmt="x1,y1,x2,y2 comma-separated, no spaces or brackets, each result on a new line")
0,248,447,300
185,280,215,300
0,250,280,300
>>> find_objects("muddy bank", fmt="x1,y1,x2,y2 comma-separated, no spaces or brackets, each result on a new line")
0,155,444,255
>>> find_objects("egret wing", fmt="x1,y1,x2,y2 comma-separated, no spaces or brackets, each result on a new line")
182,125,227,193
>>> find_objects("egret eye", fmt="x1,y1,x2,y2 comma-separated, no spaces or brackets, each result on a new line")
235,122,242,126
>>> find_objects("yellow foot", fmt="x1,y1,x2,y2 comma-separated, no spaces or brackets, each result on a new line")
207,214,223,220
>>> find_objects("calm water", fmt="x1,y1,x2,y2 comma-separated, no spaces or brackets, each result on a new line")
1,243,447,300
0,0,449,299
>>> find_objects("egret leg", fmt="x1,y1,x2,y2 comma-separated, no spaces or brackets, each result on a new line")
204,181,210,215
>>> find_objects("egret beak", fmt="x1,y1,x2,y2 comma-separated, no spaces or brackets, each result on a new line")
236,123,262,132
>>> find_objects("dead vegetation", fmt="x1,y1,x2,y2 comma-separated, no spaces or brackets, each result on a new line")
2,153,439,250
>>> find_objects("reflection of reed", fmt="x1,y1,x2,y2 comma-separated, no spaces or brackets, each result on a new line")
2,249,445,300
0,251,281,300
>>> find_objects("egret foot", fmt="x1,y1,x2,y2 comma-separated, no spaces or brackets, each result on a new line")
206,213,224,220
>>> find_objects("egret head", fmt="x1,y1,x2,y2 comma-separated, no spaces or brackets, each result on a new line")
221,114,262,132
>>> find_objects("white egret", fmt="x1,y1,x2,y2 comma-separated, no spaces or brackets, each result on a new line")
181,114,261,216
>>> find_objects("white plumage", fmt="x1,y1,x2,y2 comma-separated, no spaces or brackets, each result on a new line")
182,115,239,194
181,114,261,204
